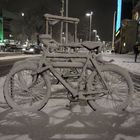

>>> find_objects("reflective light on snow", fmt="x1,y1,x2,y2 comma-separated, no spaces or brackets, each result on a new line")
51,134,100,139
114,134,140,140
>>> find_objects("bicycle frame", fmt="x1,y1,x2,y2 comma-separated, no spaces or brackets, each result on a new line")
36,51,109,99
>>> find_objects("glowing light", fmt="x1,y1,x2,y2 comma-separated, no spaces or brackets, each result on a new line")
115,30,120,36
86,11,93,17
116,0,122,32
93,30,97,33
21,12,24,17
123,42,126,47
9,34,13,37
0,18,3,43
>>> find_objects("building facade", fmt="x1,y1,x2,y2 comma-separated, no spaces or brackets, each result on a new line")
133,0,140,42
114,0,140,54
0,9,19,42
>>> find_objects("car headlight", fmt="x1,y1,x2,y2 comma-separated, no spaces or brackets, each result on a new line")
22,48,26,51
29,48,34,52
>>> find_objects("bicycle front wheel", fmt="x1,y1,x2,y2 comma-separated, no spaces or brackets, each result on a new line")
3,63,51,111
87,64,134,112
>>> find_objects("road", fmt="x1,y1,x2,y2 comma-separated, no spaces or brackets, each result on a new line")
0,54,40,77
0,58,27,77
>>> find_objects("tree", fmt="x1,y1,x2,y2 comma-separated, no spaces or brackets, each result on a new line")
9,0,69,44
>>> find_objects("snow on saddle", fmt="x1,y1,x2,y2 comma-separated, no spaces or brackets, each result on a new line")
81,41,102,51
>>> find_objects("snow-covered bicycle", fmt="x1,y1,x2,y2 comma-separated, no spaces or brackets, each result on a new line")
3,35,134,112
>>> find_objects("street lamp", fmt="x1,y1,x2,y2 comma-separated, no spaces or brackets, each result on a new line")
86,11,93,41
93,30,97,41
21,12,24,17
9,34,13,38
96,35,100,41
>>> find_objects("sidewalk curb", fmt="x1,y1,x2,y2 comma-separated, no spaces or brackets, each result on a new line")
0,52,23,57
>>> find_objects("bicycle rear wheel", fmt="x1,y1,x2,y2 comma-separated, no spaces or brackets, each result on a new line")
3,63,51,111
87,64,134,112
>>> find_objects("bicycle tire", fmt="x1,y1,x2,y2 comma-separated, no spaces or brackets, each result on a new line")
87,64,134,112
3,63,51,111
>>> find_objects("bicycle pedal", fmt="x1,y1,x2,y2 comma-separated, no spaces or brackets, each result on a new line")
79,100,87,106
65,104,71,110
65,102,77,109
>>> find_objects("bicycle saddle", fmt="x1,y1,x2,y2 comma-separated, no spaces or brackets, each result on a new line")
39,34,52,40
39,34,59,47
81,41,102,50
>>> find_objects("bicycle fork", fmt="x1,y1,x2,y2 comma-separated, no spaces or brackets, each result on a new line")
89,57,110,93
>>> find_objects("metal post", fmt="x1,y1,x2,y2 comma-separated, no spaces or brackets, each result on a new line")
95,31,97,41
93,30,97,41
89,14,92,41
46,19,49,34
60,0,64,43
74,23,78,42
50,25,53,37
112,11,116,50
65,0,68,43
86,12,93,41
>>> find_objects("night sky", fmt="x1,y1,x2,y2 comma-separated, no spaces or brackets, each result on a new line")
0,0,134,41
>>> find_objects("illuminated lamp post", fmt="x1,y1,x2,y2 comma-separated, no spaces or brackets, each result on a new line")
93,29,97,41
86,11,93,41
21,12,24,17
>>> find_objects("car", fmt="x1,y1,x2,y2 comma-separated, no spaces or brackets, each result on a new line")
5,44,22,52
22,45,41,54
103,49,112,54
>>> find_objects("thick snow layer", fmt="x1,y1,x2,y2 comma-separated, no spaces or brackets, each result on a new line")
0,53,140,140
102,54,140,74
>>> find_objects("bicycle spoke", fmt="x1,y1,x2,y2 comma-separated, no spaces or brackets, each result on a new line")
87,65,132,112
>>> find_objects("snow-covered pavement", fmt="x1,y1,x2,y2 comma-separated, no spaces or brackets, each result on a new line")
0,54,40,60
102,53,140,74
0,53,140,140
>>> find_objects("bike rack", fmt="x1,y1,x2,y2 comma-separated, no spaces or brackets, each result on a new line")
44,14,79,43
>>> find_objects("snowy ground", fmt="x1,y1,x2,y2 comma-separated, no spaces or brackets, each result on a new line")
102,53,140,74
0,53,140,140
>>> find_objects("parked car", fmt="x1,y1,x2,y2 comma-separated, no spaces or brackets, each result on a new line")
22,45,41,54
5,44,22,52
